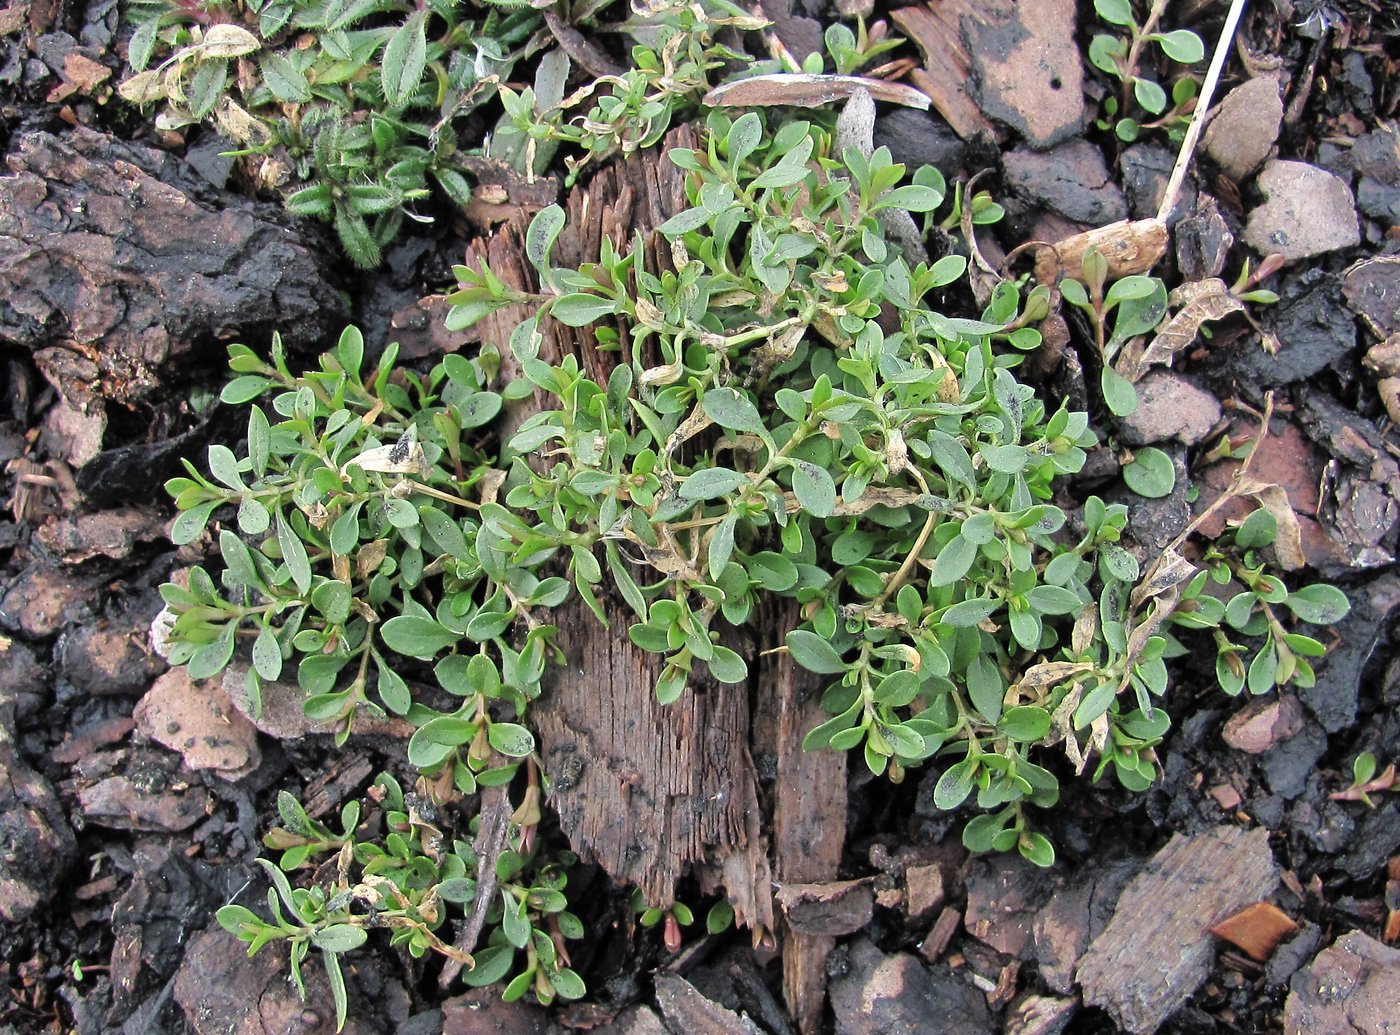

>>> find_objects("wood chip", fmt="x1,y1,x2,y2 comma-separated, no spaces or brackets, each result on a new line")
890,1,999,139
1210,901,1299,961
1077,826,1279,1034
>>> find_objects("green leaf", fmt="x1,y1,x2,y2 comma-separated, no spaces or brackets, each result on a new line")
1153,29,1205,64
1133,78,1168,115
790,461,836,518
1283,584,1351,625
262,52,312,102
966,654,1003,723
487,722,535,757
708,645,748,684
252,625,283,682
1019,832,1055,868
786,630,848,674
1101,367,1138,416
276,510,313,595
932,759,976,809
702,388,765,434
1094,0,1135,27
942,597,998,627
381,10,428,107
550,293,618,327
380,616,458,658
999,706,1051,742
680,467,747,500
932,535,977,587
879,185,943,212
1123,447,1175,498
312,924,368,953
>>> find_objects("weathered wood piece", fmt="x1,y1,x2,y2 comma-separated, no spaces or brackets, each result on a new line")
889,1,999,142
1076,826,1279,1033
753,598,847,1034
0,127,346,406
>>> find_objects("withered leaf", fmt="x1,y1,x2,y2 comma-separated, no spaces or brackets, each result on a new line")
1238,478,1307,571
704,74,931,111
1125,279,1244,380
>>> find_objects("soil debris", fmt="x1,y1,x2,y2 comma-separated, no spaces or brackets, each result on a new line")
962,0,1083,149
1283,931,1400,1035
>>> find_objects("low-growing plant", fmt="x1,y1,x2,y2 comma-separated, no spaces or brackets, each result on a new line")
120,0,542,266
1330,751,1397,808
219,773,585,1028
165,96,1357,1026
1088,0,1205,143
1175,508,1351,696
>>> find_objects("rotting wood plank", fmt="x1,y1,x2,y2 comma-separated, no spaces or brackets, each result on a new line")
889,1,1000,142
753,598,847,1035
450,128,773,930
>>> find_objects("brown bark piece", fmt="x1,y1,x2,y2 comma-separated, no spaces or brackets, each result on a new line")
654,973,763,1033
890,2,1000,142
1077,826,1279,1034
774,880,874,935
463,129,770,929
963,0,1085,148
1210,901,1299,962
0,127,345,406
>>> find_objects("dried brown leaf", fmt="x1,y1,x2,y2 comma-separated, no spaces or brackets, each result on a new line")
704,73,931,111
1124,279,1244,380
1238,478,1307,571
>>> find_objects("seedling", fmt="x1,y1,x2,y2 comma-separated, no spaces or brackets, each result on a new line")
1089,0,1206,142
1330,752,1398,808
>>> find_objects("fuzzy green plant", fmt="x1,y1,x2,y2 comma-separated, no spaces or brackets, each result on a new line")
164,105,1356,1026
219,773,584,1028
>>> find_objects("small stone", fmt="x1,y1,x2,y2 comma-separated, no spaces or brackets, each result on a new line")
1175,194,1235,281
1116,372,1222,447
1120,143,1183,221
78,774,212,832
134,668,261,779
1352,125,1400,186
1202,77,1284,182
1284,931,1400,1035
1003,140,1128,226
967,0,1084,149
830,937,993,1035
1243,161,1360,261
1364,333,1400,377
1344,256,1400,339
1209,784,1243,811
1222,695,1305,754
1005,994,1076,1035
965,855,1052,959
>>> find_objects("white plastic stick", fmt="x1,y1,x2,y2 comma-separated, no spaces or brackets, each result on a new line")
1157,0,1252,224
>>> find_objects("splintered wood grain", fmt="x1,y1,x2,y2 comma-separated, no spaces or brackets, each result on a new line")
534,592,770,918
464,127,771,924
889,1,998,141
1076,826,1279,1034
753,598,847,1035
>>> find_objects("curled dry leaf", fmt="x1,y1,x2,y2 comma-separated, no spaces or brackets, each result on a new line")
1238,478,1307,571
1034,218,1168,286
1119,279,1245,381
704,74,931,111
